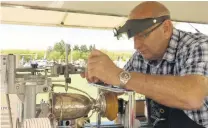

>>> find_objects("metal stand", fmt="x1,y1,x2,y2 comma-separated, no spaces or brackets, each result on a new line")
24,85,36,119
97,88,101,128
91,83,137,128
126,91,136,128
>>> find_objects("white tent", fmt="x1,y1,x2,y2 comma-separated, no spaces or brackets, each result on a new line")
1,1,208,29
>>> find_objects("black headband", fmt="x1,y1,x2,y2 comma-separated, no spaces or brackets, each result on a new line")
113,15,170,39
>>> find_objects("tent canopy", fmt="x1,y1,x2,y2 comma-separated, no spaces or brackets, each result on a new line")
1,1,208,29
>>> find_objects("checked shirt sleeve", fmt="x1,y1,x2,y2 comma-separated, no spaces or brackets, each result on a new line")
179,41,208,77
180,41,208,126
123,52,137,72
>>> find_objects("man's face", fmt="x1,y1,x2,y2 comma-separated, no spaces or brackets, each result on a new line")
133,23,169,60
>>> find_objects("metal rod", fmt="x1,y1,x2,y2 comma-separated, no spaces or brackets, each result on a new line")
51,80,65,82
127,91,135,128
8,55,16,94
96,88,101,128
24,85,36,119
65,43,69,92
70,45,73,63
97,112,101,128
6,94,13,128
17,95,24,123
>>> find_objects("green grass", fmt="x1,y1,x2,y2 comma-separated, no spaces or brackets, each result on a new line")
36,74,144,122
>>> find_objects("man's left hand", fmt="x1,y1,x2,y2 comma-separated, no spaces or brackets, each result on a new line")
87,49,122,85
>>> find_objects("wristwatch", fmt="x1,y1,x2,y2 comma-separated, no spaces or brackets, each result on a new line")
118,71,131,88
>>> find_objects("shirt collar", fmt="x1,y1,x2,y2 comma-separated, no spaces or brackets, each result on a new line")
162,28,180,63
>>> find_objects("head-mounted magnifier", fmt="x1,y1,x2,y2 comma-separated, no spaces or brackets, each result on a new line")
113,15,170,40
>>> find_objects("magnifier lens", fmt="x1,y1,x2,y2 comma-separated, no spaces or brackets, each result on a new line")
113,28,118,36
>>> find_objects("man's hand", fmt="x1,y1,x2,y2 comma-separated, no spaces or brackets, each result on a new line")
82,49,122,85
80,71,100,83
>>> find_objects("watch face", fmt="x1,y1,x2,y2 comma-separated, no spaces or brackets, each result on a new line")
121,72,130,80
119,71,131,87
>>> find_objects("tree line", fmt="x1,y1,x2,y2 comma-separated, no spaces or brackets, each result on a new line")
1,40,132,62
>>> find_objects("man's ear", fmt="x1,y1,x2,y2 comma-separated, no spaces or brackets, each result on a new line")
162,20,173,39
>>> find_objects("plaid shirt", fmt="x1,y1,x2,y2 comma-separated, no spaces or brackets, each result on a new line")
123,28,208,127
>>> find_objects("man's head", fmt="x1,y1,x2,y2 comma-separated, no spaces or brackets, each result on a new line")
130,1,173,60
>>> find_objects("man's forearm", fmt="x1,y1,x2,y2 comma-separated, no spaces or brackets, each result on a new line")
125,72,207,110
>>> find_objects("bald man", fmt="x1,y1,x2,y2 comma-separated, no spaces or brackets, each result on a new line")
82,1,208,128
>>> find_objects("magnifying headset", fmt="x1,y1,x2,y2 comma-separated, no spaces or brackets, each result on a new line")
113,15,170,40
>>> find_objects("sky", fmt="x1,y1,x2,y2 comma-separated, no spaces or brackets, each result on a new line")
1,22,208,51
0,23,134,51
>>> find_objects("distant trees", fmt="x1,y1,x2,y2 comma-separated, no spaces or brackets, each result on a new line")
51,41,96,61
53,40,70,55
1,40,132,62
73,45,80,51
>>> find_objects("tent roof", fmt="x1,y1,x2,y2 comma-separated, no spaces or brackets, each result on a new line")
1,1,208,29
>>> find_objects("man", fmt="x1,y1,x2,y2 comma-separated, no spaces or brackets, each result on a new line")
81,1,208,128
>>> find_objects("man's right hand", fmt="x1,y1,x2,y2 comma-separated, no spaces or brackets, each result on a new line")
80,72,124,96
80,72,100,83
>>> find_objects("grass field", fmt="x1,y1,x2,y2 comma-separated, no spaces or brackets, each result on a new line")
36,74,144,122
